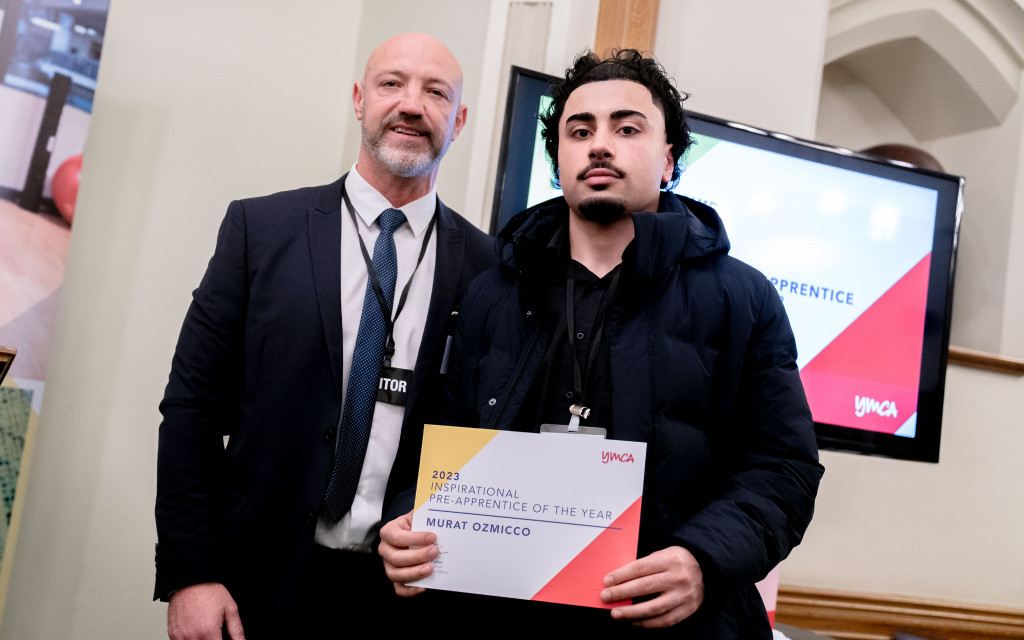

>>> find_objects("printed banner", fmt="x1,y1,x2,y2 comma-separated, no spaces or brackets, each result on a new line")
411,424,646,608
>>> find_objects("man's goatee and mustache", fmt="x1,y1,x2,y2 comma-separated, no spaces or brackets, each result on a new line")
577,161,629,224
362,113,454,178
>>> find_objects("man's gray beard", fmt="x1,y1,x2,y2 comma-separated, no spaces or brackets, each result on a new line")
578,196,629,225
363,123,453,178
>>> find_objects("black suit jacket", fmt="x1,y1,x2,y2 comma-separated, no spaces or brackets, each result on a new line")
154,176,495,633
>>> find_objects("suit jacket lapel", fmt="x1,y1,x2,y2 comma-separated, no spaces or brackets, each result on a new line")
308,175,347,396
405,200,465,419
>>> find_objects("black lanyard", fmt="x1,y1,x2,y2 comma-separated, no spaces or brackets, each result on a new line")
341,187,437,367
565,263,620,422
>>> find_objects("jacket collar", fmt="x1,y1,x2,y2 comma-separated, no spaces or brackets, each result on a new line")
499,192,731,281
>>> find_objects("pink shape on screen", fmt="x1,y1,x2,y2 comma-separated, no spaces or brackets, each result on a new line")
800,255,930,435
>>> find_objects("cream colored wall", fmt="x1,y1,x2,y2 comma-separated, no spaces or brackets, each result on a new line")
0,1,361,637
785,366,1024,607
653,0,830,139
1006,141,1024,355
2,0,1022,638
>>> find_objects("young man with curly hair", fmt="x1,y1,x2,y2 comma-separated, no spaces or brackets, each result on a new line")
381,50,823,637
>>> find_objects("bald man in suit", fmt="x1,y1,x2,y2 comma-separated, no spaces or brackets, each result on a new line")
155,33,495,639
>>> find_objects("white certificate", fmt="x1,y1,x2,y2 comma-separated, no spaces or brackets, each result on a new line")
410,424,646,608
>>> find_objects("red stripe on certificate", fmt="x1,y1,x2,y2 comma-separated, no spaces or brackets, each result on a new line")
530,497,643,608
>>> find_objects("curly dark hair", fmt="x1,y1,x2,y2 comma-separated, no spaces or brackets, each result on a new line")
539,49,692,189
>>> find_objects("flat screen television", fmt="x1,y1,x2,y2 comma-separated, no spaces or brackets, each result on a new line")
491,66,963,463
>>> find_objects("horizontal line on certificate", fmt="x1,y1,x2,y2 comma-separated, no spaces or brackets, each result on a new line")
426,508,622,530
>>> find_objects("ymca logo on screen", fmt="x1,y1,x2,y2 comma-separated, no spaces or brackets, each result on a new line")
601,451,636,464
854,395,898,419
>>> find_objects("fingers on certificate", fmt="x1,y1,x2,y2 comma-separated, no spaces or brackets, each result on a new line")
378,511,439,596
600,546,706,628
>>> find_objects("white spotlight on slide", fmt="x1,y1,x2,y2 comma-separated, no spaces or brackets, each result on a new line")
748,190,777,215
820,189,848,215
869,204,900,241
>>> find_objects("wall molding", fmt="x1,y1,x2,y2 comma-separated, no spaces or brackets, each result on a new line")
777,585,1024,639
825,0,1024,138
949,345,1024,375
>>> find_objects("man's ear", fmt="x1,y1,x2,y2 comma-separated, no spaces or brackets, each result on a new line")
353,82,364,120
450,104,468,142
661,144,674,186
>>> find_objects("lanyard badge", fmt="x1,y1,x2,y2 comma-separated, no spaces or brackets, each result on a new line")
376,365,413,406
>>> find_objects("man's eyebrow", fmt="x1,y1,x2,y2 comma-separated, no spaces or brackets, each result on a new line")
565,110,649,126
564,112,596,126
374,69,409,80
609,109,648,121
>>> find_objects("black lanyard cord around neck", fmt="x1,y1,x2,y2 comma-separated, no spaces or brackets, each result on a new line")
565,263,621,422
342,187,437,367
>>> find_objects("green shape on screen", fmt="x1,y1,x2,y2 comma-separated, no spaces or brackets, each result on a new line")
681,133,721,169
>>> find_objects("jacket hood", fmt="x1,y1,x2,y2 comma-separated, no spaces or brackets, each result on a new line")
497,192,731,278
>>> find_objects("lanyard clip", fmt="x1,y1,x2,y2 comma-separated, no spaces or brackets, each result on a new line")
569,404,591,419
567,404,590,433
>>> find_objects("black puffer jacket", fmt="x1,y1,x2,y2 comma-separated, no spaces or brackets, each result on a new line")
439,192,824,636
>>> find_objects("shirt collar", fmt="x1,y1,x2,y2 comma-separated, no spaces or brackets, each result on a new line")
347,164,436,237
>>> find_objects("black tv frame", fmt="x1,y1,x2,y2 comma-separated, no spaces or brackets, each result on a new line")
490,66,560,235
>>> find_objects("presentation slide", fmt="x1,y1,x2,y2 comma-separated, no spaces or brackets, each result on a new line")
676,134,936,437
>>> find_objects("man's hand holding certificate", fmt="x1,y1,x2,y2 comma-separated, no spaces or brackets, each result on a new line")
401,424,646,608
